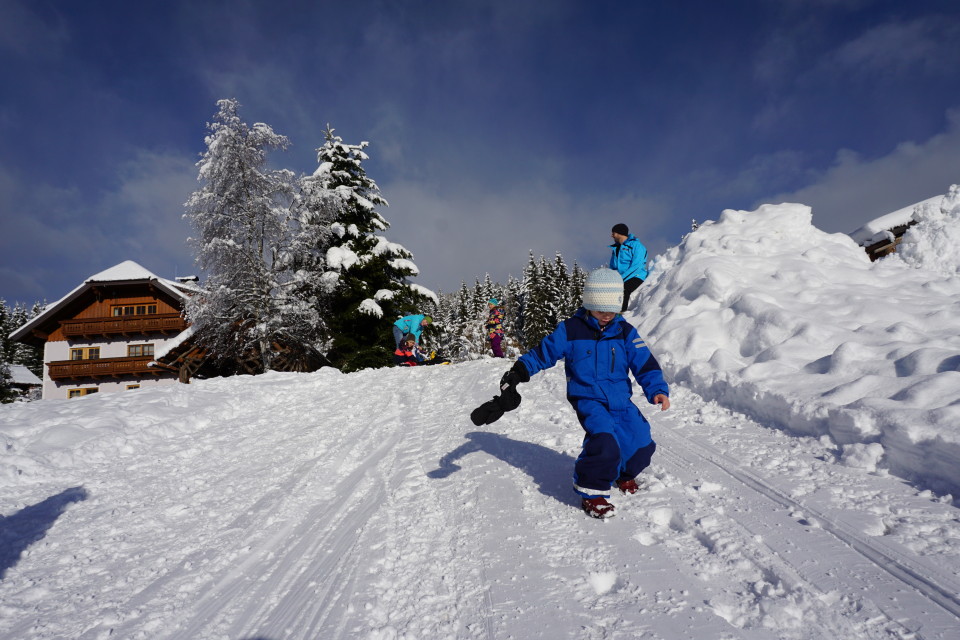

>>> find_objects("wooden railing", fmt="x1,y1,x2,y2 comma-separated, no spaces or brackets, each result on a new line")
60,314,187,338
47,356,163,381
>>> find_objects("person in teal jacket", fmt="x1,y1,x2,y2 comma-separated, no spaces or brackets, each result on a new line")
393,314,432,348
471,268,670,519
609,223,648,312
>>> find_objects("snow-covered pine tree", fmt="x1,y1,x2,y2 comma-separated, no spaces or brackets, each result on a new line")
521,253,554,349
184,99,319,373
445,281,473,360
22,303,44,376
420,288,455,359
471,279,486,319
568,261,586,316
0,361,15,404
505,275,525,347
0,300,11,369
284,155,346,352
314,126,433,371
548,253,570,327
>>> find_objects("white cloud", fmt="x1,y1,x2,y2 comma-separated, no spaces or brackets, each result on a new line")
762,109,960,233
833,18,958,76
381,178,671,292
98,149,199,277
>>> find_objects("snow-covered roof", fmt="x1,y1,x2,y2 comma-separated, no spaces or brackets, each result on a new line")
848,195,942,246
7,364,41,385
9,260,192,343
87,260,162,282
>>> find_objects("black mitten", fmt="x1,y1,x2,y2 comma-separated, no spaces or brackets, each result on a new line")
470,398,505,426
471,362,529,426
499,361,530,391
496,384,521,412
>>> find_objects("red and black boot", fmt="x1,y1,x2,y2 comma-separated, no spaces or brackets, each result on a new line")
581,496,616,519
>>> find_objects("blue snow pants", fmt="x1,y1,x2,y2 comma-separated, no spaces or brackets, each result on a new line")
569,397,656,497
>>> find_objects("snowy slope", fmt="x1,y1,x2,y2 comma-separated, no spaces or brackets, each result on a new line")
2,196,960,639
1,365,959,639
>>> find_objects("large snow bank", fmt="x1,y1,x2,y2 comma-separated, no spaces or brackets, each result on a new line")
635,202,960,493
892,183,960,277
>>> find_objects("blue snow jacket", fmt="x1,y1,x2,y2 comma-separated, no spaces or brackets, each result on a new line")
609,234,649,281
518,309,668,410
394,314,427,342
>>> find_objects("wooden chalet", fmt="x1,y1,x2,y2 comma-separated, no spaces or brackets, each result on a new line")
10,261,196,400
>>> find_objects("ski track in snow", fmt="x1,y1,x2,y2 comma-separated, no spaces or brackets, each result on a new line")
1,361,959,639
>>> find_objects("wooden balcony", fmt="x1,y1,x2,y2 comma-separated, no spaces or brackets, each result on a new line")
47,356,167,381
60,313,188,339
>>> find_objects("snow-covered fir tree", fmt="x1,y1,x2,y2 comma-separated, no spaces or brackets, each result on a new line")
521,253,553,349
0,362,15,404
185,99,321,373
313,126,434,371
284,155,347,352
548,253,571,324
0,300,12,369
504,275,525,347
568,262,586,316
422,286,450,359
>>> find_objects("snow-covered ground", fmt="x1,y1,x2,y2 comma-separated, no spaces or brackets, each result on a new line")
2,191,959,639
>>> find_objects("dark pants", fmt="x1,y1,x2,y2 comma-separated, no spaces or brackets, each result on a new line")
622,277,644,312
490,334,504,358
574,435,657,496
569,397,655,497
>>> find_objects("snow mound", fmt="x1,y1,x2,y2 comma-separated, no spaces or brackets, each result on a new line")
636,202,960,494
892,183,960,277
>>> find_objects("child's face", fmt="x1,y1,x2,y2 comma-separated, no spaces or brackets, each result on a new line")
589,310,617,327
405,340,416,349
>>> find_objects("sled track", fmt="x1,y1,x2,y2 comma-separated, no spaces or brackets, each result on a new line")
658,428,960,624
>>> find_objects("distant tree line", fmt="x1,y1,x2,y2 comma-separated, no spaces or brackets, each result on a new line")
423,253,587,361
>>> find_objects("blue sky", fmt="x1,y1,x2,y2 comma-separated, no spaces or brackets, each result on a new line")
2,0,960,306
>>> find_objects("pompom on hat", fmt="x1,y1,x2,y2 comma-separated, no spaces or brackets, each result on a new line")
582,268,624,312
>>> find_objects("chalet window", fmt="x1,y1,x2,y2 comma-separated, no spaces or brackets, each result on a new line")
68,387,99,398
128,344,154,358
112,304,157,316
126,384,140,390
70,347,100,360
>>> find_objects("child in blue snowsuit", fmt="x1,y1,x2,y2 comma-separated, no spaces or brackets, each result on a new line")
479,267,670,519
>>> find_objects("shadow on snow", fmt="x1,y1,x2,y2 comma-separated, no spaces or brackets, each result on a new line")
428,431,579,507
0,486,89,580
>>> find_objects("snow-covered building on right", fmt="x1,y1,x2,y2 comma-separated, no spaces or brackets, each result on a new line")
848,194,942,261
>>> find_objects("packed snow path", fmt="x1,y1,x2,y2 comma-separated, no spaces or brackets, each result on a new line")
2,361,959,639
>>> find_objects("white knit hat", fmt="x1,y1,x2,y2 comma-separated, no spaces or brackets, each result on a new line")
582,268,623,312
